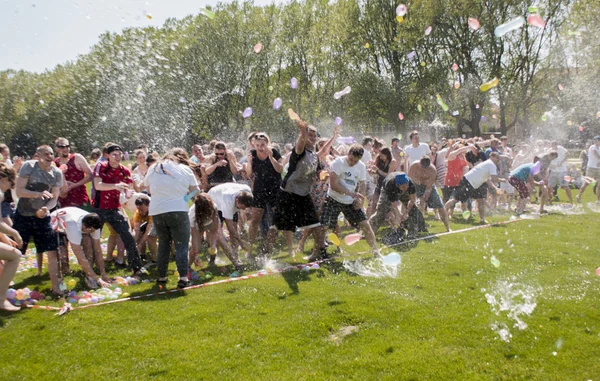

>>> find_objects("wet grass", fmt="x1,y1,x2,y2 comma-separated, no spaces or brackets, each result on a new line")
1,191,599,380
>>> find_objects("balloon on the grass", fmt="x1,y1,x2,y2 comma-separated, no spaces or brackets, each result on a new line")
364,42,370,49
596,267,600,276
382,252,401,266
68,279,77,289
328,233,341,247
468,18,480,30
242,107,253,119
253,43,263,54
396,4,407,16
564,175,571,182
462,210,471,220
567,120,573,126
273,97,283,110
494,17,525,37
335,117,343,126
579,125,585,132
396,16,404,23
344,233,362,246
490,256,501,268
453,81,460,89
290,77,298,89
480,77,499,92
527,14,545,28
541,115,548,121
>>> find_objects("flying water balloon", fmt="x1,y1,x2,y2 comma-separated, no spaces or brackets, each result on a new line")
273,97,283,110
454,81,460,89
462,210,471,220
528,6,540,13
335,117,343,126
407,51,416,60
481,116,486,122
436,94,449,112
288,108,300,121
334,86,352,100
468,18,481,30
199,7,215,19
290,77,298,89
480,77,499,92
328,233,341,247
527,14,545,28
451,63,459,71
344,233,362,246
242,107,253,118
558,84,564,91
396,4,407,17
424,26,432,36
494,17,525,37
253,43,263,53
398,112,404,121
417,104,422,113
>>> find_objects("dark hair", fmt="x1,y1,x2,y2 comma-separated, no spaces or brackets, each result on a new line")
146,153,158,166
409,130,419,140
377,148,393,165
235,191,254,208
0,163,16,187
82,213,103,230
90,148,101,161
214,141,226,151
161,148,192,166
373,138,384,149
362,136,373,146
348,144,364,159
135,195,151,206
194,193,216,229
391,138,400,144
419,156,431,167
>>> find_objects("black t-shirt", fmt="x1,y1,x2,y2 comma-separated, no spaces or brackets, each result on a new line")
251,148,282,193
382,172,416,205
3,189,13,203
208,157,234,185
466,147,487,166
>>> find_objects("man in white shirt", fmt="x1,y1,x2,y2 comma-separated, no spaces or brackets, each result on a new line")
404,130,432,171
314,144,380,260
208,183,253,256
444,152,503,224
548,141,573,205
577,136,600,203
50,207,111,289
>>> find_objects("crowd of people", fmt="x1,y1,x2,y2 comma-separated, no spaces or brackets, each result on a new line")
0,123,598,312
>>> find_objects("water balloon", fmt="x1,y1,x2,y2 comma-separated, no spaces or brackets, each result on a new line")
528,6,540,13
492,114,497,119
273,97,283,110
311,263,320,269
335,117,343,126
146,14,152,20
490,256,501,268
336,136,355,144
424,26,432,36
319,171,330,181
452,111,459,116
199,7,215,19
328,233,341,247
417,104,422,113
407,51,416,60
462,210,471,220
396,16,404,23
563,175,571,182
558,84,564,91
334,86,351,99
530,161,541,175
396,4,407,17
288,108,300,121
596,267,600,276
398,134,403,140
436,94,449,112
527,14,545,28
451,63,459,71
468,18,480,30
382,252,401,266
253,43,263,54
453,81,460,89
398,112,404,121
495,17,525,37
541,115,548,121
579,125,585,132
480,77,499,92
290,77,298,89
344,233,362,246
68,279,77,289
596,112,600,118
567,120,573,126
364,42,370,49
242,107,253,119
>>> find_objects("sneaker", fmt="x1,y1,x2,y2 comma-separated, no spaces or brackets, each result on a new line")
85,277,99,289
145,261,156,268
177,279,192,289
114,261,127,269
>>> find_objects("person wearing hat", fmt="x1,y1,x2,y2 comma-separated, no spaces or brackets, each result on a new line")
576,136,600,203
93,143,144,276
369,172,427,238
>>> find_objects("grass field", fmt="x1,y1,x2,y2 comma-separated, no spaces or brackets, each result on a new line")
1,191,599,380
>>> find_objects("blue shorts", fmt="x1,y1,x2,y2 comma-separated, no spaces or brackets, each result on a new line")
13,212,58,253
1,202,15,218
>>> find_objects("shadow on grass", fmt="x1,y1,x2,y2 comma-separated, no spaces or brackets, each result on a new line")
280,267,316,295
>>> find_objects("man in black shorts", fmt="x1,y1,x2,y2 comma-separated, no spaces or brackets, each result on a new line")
444,152,503,224
318,144,380,258
273,120,326,257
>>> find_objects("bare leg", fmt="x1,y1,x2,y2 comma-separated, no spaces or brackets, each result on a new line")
285,231,294,257
477,198,486,223
437,207,450,231
562,185,573,205
46,250,61,294
36,250,43,276
0,243,21,311
358,221,380,256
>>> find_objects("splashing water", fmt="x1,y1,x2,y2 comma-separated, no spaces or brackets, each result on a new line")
485,280,538,339
342,254,401,278
490,322,512,343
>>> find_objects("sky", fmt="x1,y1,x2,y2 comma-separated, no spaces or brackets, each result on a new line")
0,0,275,73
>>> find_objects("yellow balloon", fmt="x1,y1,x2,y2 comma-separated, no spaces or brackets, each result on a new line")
208,248,217,255
396,16,404,23
328,233,341,247
567,120,573,126
365,42,370,49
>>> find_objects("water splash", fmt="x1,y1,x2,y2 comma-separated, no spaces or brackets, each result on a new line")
342,255,401,278
485,280,538,341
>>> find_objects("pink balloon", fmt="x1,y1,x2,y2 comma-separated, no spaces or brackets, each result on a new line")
253,43,263,53
273,97,282,110
530,161,541,175
424,26,432,36
527,14,546,29
468,18,480,30
563,175,571,182
290,77,298,89
451,63,459,72
344,233,362,246
242,107,253,118
335,117,342,126
596,267,600,276
398,112,404,121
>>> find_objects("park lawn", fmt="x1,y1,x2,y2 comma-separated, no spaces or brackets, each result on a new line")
1,191,599,380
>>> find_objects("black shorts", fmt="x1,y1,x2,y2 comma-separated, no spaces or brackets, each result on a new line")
320,197,367,230
273,190,319,231
453,178,488,202
218,211,238,223
252,188,279,210
13,212,58,253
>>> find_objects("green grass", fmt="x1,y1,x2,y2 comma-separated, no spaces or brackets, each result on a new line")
1,190,600,380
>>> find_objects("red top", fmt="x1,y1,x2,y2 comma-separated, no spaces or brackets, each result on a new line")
93,161,132,210
55,154,90,207
444,156,468,187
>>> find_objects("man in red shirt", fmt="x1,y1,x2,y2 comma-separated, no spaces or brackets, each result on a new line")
93,144,143,275
54,137,92,209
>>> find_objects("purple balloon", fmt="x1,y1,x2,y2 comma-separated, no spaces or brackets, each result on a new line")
335,117,342,126
242,107,253,119
481,116,486,122
291,77,298,89
273,97,282,110
336,136,355,144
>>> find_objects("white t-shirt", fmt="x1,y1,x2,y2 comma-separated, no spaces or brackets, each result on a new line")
588,144,600,169
328,156,367,204
143,160,198,216
51,207,101,245
208,183,251,220
550,145,568,172
464,159,498,189
404,143,431,167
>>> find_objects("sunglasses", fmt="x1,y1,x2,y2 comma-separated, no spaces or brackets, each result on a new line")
56,145,70,149
215,152,225,156
254,134,268,140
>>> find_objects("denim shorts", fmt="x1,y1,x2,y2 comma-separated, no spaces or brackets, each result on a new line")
1,202,15,218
